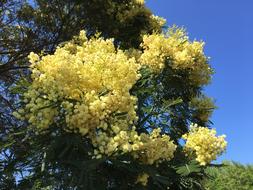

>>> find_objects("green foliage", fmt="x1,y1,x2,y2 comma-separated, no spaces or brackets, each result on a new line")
204,161,253,190
176,160,201,176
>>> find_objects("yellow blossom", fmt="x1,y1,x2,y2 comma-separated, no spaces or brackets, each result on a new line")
135,0,145,5
182,124,227,166
134,129,177,165
18,30,177,165
139,26,212,85
22,31,140,135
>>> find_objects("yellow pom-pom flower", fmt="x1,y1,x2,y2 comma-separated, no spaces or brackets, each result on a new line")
18,30,177,165
133,128,177,165
23,31,140,135
182,124,227,166
139,26,212,86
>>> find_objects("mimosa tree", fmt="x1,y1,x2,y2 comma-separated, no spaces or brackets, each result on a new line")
1,0,227,189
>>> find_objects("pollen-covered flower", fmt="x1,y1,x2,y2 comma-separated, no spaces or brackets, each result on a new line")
139,26,212,86
17,30,176,165
22,31,140,135
182,124,227,166
132,128,177,165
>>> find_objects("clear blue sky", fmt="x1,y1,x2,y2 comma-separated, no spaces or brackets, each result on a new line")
147,0,253,164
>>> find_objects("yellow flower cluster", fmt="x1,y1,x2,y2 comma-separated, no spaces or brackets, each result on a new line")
135,0,145,5
22,31,140,134
92,127,176,165
136,173,149,186
182,124,227,166
139,27,212,85
133,128,177,165
91,125,143,158
14,30,177,164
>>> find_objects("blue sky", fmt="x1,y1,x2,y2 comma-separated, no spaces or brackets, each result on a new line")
147,0,253,164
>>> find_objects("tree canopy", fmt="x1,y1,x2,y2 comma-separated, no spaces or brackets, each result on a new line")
0,1,227,189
